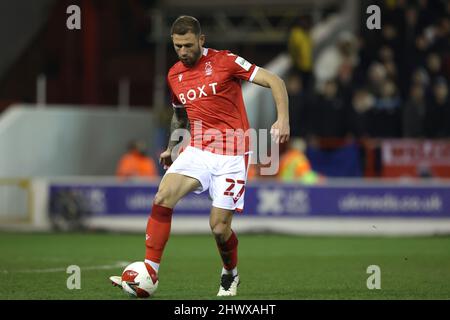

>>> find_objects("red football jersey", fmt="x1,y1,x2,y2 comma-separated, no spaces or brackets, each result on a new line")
167,48,259,155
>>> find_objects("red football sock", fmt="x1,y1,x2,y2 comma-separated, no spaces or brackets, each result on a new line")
145,204,173,263
216,230,238,270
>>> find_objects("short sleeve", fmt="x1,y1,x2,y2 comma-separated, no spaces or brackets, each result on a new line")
171,92,184,108
167,76,184,108
221,51,260,82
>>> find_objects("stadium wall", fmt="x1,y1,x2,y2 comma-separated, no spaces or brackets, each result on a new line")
0,105,157,177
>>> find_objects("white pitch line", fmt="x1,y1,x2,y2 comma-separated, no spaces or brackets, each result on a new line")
0,261,130,274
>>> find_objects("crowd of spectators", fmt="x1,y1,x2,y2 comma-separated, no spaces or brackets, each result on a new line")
288,0,450,140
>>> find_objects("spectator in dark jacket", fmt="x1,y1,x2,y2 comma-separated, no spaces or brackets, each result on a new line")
286,72,309,138
425,77,450,137
371,80,403,137
403,83,427,137
308,79,349,138
349,88,375,138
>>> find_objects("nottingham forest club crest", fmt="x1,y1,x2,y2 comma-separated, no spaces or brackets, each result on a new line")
205,62,213,76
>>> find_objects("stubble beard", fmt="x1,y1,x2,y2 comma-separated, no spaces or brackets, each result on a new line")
180,44,202,68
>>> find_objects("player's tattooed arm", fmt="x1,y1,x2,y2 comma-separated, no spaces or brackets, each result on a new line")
167,107,189,150
159,107,189,169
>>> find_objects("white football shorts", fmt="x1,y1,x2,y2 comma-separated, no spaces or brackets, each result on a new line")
166,146,251,212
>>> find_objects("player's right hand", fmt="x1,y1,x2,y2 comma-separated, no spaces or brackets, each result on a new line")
159,148,173,169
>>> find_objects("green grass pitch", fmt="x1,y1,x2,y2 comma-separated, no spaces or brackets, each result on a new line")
0,232,449,299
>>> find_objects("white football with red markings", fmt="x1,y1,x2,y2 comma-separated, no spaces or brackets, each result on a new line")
121,261,158,298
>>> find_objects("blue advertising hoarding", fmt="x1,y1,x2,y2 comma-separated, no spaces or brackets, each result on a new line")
48,182,450,218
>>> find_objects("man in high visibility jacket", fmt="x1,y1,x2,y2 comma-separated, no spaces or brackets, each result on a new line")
278,138,323,184
116,140,158,180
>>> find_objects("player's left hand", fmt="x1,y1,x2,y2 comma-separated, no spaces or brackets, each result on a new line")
270,118,290,144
